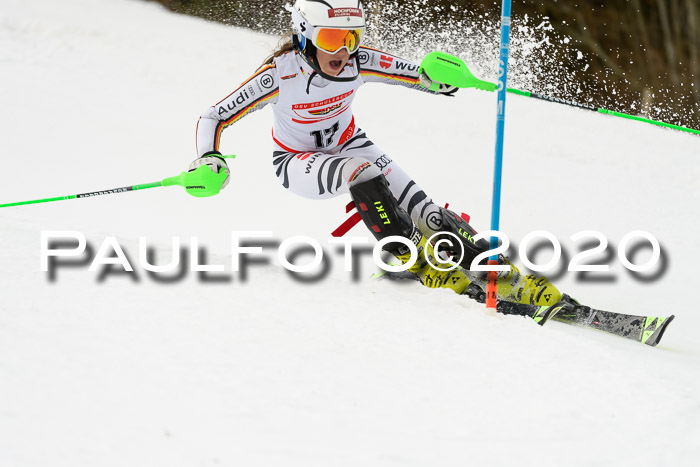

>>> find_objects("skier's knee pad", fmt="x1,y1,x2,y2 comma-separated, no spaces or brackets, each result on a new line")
434,207,491,268
349,174,420,255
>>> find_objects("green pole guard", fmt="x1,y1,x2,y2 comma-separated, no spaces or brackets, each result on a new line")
419,51,497,91
162,155,235,198
162,165,227,198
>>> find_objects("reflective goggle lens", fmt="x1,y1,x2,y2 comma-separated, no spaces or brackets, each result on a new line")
314,28,363,54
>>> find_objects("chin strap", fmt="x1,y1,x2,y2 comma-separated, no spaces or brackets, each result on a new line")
301,54,362,94
305,70,318,94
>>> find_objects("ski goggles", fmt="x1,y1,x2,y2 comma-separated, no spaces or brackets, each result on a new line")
312,27,364,54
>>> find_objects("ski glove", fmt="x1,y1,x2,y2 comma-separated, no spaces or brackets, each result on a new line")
189,152,230,189
419,70,458,96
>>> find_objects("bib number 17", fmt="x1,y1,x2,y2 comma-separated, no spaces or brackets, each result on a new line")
310,122,340,149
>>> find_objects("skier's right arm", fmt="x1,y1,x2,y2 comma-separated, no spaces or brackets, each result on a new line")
195,63,280,158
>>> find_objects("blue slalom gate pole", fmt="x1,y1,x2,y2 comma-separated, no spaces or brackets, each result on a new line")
486,0,513,309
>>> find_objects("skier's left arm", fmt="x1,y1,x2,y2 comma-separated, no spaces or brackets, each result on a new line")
358,46,457,96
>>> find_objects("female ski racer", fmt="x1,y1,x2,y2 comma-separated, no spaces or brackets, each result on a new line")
190,0,561,308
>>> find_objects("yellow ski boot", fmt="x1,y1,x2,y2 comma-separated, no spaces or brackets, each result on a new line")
430,207,562,306
393,234,473,294
473,257,562,307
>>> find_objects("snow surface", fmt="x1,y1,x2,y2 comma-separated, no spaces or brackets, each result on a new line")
1,0,699,466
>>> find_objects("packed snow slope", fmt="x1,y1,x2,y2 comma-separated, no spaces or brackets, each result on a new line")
1,1,699,466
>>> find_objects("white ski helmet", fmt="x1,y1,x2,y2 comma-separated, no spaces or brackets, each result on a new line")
290,0,365,31
286,0,366,82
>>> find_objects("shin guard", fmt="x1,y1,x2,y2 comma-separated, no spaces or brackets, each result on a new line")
349,175,421,255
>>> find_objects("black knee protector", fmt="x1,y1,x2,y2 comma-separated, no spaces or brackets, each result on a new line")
434,207,492,269
349,175,420,255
